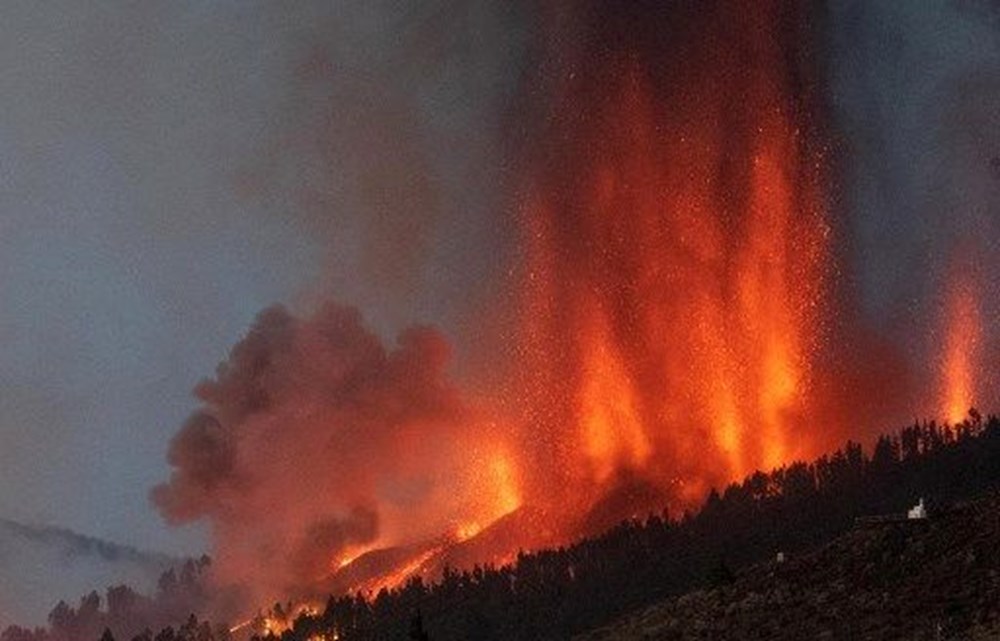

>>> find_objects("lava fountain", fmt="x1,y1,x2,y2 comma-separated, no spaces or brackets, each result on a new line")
514,0,832,525
940,265,983,424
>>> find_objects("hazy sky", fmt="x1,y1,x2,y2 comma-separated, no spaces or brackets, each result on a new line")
829,0,1000,327
0,0,527,559
0,2,321,556
0,0,997,595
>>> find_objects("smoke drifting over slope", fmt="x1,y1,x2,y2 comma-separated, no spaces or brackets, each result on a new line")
152,304,520,599
0,520,174,628
1,0,530,624
0,0,529,555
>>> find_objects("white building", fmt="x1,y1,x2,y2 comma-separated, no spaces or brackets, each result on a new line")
907,498,927,520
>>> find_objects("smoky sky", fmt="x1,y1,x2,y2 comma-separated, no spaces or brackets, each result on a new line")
828,1,1000,324
1,0,998,628
827,0,1000,421
0,0,529,565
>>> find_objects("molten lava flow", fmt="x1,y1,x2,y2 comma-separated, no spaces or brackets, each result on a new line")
335,545,374,571
342,544,447,597
316,443,524,598
941,270,982,424
517,2,830,523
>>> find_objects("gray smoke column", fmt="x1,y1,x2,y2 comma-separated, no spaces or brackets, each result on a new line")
236,1,533,340
152,303,508,599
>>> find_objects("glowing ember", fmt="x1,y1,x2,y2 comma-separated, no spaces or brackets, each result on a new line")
228,620,252,635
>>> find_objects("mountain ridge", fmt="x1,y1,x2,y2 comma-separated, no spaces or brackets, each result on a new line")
0,517,179,628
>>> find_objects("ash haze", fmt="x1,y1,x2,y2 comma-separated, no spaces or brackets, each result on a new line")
828,0,1000,365
0,0,528,626
827,0,1000,426
0,0,998,631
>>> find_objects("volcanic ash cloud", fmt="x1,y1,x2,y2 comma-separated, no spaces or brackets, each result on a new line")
152,302,517,599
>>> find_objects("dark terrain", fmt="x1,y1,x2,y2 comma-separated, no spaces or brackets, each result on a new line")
5,413,1000,641
577,495,1000,640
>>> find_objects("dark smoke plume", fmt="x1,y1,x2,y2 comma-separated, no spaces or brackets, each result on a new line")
151,303,490,599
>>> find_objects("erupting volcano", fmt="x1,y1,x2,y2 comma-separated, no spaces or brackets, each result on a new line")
145,0,997,624
151,0,851,609
8,1,1000,639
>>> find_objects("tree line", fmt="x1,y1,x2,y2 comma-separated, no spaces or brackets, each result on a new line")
4,411,1000,641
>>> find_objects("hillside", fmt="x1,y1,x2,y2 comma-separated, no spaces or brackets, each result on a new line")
232,413,1000,641
577,495,1000,640
0,519,176,628
7,413,1000,641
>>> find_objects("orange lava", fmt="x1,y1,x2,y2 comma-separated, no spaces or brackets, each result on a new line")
942,271,982,424
334,545,374,571
351,545,445,596
453,452,521,543
518,2,830,518
489,452,522,516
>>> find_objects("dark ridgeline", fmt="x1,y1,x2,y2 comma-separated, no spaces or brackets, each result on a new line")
577,491,1000,639
267,412,1000,641
4,412,1000,641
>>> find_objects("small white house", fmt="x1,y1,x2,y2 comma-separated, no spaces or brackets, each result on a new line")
907,498,927,520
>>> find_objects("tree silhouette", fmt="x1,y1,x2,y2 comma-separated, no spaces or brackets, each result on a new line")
7,413,1000,641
